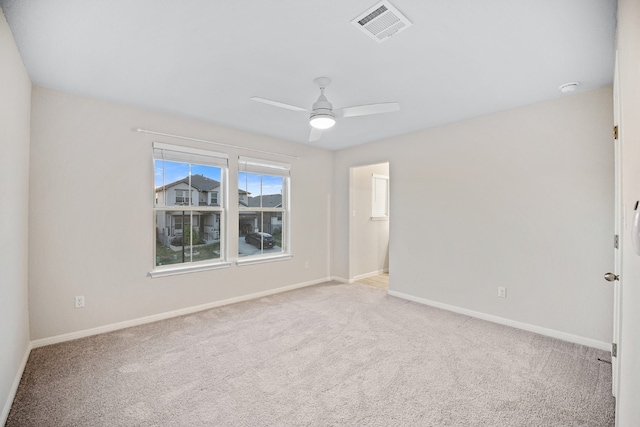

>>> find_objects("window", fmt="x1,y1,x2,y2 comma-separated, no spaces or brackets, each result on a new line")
372,174,389,220
175,189,191,205
152,142,229,276
238,156,290,261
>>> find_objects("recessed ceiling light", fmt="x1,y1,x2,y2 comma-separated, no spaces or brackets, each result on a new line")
559,82,580,93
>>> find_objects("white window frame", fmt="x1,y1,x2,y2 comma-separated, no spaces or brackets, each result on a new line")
237,156,291,266
371,174,389,220
151,142,230,277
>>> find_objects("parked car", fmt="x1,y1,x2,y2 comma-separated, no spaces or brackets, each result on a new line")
245,232,276,249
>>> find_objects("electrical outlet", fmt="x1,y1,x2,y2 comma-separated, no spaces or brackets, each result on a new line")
75,296,85,308
304,261,309,269
497,287,507,298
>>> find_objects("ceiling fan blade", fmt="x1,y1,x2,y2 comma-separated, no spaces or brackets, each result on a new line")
336,102,400,118
250,96,308,112
309,127,323,142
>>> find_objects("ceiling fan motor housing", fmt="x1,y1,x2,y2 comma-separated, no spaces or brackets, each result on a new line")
311,91,333,114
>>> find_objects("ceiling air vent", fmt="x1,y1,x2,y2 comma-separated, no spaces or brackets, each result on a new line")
351,1,412,43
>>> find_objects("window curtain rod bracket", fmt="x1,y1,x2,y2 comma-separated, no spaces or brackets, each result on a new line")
135,128,301,160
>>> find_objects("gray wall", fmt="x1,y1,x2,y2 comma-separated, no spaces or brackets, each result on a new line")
333,87,614,345
28,86,333,340
0,9,31,423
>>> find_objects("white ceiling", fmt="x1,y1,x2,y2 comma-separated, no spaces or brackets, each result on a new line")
0,0,617,150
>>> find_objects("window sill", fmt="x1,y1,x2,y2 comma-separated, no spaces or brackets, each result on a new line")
371,216,389,221
236,254,293,267
149,261,231,278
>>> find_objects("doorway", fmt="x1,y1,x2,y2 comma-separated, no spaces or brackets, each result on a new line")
349,162,390,289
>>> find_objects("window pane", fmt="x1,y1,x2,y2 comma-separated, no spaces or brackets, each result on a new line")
262,211,284,249
155,210,222,266
155,160,189,207
237,166,288,260
261,176,283,205
153,145,227,271
238,172,261,207
155,161,223,208
192,164,223,207
238,211,283,258
187,212,222,262
238,172,283,207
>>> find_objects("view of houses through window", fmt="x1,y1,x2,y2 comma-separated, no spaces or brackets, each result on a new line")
153,146,290,272
238,172,286,257
238,156,290,259
153,143,227,269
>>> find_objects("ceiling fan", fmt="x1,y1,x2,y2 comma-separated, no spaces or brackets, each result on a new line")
250,77,400,142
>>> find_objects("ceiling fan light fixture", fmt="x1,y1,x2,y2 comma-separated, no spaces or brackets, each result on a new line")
310,112,336,129
251,76,399,141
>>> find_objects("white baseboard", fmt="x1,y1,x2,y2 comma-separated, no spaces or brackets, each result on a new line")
31,277,330,349
387,290,610,352
332,269,389,284
1,341,32,426
353,269,389,281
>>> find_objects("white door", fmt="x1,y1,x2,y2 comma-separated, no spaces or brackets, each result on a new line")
609,50,622,397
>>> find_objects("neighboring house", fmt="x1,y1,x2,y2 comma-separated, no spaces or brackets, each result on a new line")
248,194,282,209
155,174,230,245
156,174,283,243
239,194,283,236
156,174,222,207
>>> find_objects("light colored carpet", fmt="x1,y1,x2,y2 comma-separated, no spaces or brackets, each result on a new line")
7,282,615,426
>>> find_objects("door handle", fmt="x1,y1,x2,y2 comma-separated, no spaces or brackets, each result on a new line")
604,272,619,282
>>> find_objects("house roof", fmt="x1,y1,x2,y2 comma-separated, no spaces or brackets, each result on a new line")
157,174,219,192
157,174,250,196
248,194,282,208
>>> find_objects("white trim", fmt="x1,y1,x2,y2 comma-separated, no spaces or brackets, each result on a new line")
353,268,389,281
387,290,610,351
153,141,229,161
149,261,231,278
238,156,291,172
31,278,330,349
1,342,32,425
236,254,293,266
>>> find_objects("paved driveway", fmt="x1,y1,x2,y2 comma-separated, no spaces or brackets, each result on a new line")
238,237,281,257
